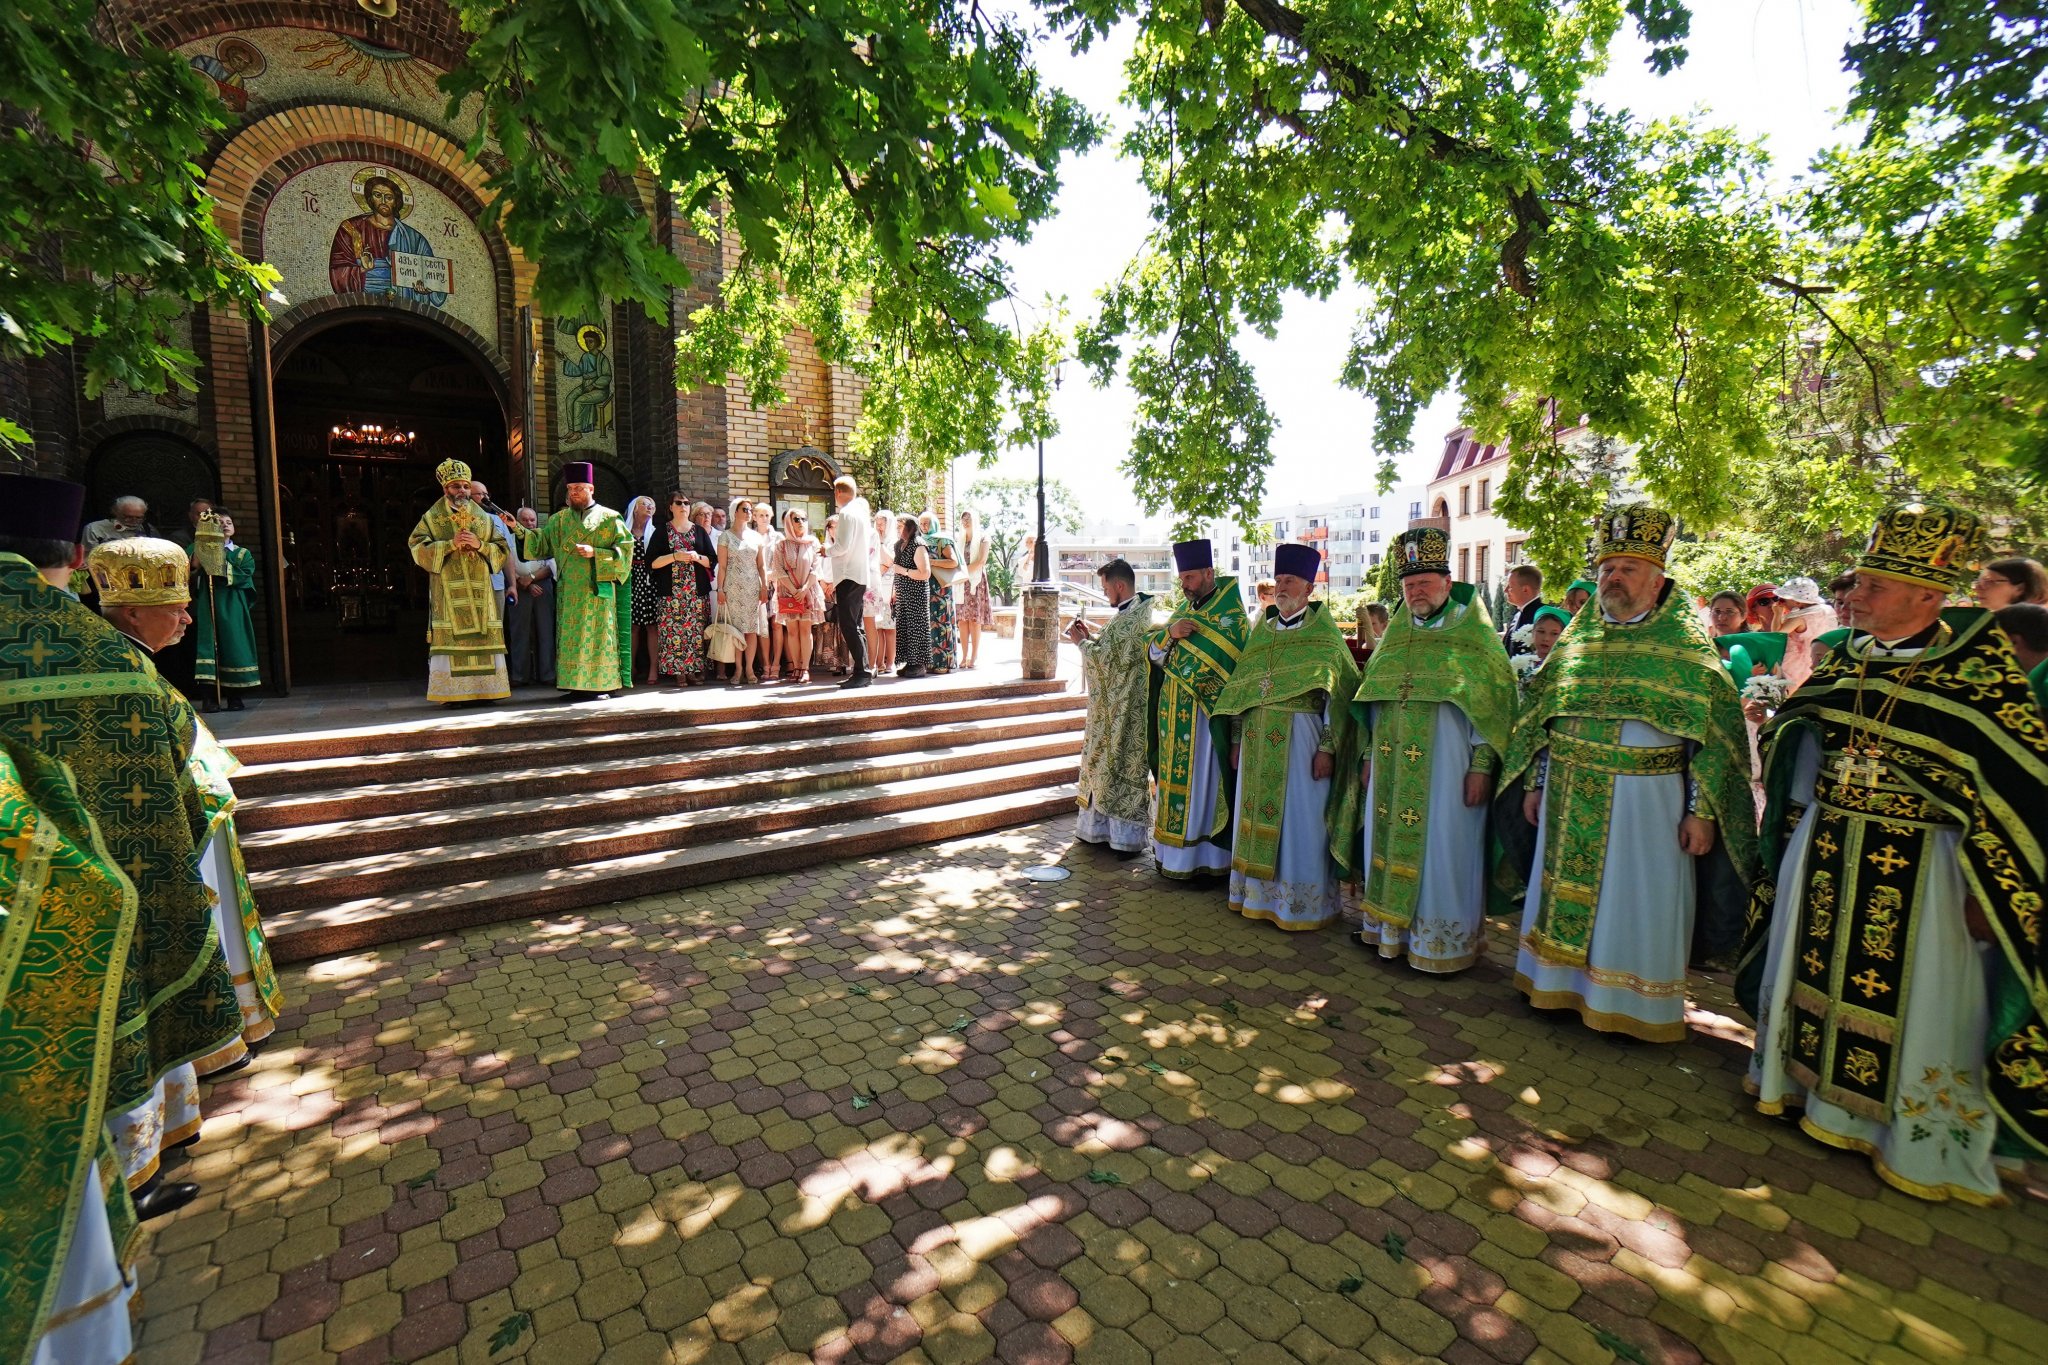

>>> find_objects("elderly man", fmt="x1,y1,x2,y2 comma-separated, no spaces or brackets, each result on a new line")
1067,558,1155,854
502,505,557,687
1350,528,1517,972
1504,505,1756,1041
81,495,156,550
0,515,245,1222
1500,563,1546,656
522,461,632,701
1212,544,1361,931
1146,539,1250,879
408,459,511,705
1742,504,2047,1203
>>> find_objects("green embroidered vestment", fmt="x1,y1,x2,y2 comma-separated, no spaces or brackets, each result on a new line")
1211,604,1362,880
409,498,507,676
1145,576,1249,847
1350,584,1517,931
0,742,140,1365
1077,595,1156,828
1738,610,2048,1159
190,543,260,689
523,504,633,692
1502,586,1758,965
0,555,244,1117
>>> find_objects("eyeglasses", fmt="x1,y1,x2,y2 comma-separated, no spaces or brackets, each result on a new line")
1976,574,2012,588
670,499,688,506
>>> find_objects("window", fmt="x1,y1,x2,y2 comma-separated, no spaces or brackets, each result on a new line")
1459,485,1471,516
1369,529,1379,543
1459,548,1470,580
1477,544,1490,586
1478,478,1490,510
1369,506,1380,519
1507,540,1524,565
1409,501,1422,519
1369,553,1381,567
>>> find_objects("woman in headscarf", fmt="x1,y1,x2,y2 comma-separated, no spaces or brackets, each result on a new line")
1771,576,1836,690
715,496,769,685
626,494,659,683
866,509,898,676
892,515,933,679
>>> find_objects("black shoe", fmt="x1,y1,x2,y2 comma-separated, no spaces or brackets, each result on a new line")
839,672,872,689
134,1181,201,1221
899,666,927,679
555,692,580,704
226,695,245,711
200,699,220,714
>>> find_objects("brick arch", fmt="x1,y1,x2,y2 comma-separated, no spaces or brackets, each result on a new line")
124,0,472,70
79,414,221,467
268,297,511,411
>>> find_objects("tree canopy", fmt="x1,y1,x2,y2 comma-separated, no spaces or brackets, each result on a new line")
8,0,2041,566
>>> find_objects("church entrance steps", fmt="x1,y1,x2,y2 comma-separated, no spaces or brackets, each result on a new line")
237,729,1083,869
224,675,1072,765
228,691,1081,796
231,704,1084,824
250,754,1078,909
260,778,1082,962
224,655,1087,962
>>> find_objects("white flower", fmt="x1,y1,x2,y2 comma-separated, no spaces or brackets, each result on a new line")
1512,653,1544,682
1510,622,1536,647
1741,673,1792,709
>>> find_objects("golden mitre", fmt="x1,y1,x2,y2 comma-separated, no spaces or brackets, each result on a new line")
1592,503,1679,569
436,458,473,485
87,536,191,607
193,508,228,578
1858,502,1987,592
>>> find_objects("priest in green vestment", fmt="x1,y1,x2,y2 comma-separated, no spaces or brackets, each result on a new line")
1504,505,1757,1041
1349,528,1517,972
1742,503,2048,1205
189,509,260,712
409,458,511,705
0,738,142,1365
1146,538,1249,878
1212,544,1361,931
187,716,284,1049
1068,558,1155,853
1,490,242,1221
522,460,633,700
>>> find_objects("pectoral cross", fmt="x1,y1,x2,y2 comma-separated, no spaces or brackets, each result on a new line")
1259,672,1274,699
1866,844,1910,877
1837,746,1886,789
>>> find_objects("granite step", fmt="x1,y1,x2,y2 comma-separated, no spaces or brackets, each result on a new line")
238,730,1084,869
262,781,1082,962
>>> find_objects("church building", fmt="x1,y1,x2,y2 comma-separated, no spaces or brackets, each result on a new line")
12,0,873,688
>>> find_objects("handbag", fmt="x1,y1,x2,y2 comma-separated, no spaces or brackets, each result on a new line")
706,622,743,663
928,537,960,590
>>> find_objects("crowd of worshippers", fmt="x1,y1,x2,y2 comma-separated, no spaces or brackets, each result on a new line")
1066,506,2047,1208
2,473,289,1364
412,460,1000,705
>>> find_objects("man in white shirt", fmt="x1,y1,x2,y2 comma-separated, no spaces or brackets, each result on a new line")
827,475,874,688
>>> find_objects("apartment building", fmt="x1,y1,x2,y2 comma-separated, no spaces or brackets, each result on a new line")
1421,424,1640,599
1236,486,1425,593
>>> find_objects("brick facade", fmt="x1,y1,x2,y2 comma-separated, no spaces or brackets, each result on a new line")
35,2,865,691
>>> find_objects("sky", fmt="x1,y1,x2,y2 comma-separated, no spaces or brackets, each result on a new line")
973,1,1866,530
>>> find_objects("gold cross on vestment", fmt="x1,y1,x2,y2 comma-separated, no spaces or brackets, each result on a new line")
24,639,52,667
1402,744,1423,763
121,711,148,741
1850,967,1892,1000
0,827,35,863
121,782,149,812
1801,948,1825,978
123,854,145,882
1399,807,1422,827
1866,844,1910,877
1813,832,1838,860
23,714,51,743
1378,740,1393,758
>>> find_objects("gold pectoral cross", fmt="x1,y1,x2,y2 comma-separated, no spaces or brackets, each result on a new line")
1835,746,1886,790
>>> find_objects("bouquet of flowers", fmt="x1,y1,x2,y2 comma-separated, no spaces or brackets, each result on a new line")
1512,652,1544,686
1740,672,1792,710
1509,622,1536,650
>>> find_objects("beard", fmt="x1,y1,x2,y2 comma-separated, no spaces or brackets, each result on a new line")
446,492,471,507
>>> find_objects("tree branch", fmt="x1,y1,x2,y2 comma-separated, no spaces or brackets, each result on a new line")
1765,276,1888,427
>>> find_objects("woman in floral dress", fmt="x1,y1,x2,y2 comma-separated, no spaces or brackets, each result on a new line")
891,516,932,679
866,509,897,675
922,512,959,673
716,497,769,685
650,495,712,684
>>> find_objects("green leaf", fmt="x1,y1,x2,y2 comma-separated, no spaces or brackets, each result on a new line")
848,984,872,997
1336,1273,1366,1295
851,1086,879,1111
1382,1231,1407,1263
489,1311,531,1355
1593,1328,1651,1365
1085,1169,1126,1186
405,1172,436,1191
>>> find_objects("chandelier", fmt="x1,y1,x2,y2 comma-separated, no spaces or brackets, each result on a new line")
328,421,416,458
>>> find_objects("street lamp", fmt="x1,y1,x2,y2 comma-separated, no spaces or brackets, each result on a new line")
1033,364,1061,585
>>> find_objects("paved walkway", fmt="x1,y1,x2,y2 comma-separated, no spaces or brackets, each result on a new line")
135,819,2047,1364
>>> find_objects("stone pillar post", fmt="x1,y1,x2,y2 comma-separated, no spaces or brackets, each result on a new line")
1021,585,1060,680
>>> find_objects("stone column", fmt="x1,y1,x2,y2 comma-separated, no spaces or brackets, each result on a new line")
1021,585,1060,680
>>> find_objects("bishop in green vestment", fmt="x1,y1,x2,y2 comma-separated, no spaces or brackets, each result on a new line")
1350,529,1517,973
0,739,142,1365
1211,545,1361,931
409,459,510,705
1504,506,1756,1042
522,461,633,699
189,509,260,709
1145,538,1249,877
1742,504,2048,1204
1068,559,1154,853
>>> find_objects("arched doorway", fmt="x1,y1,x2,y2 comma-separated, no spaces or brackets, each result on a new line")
769,446,840,537
270,315,508,685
